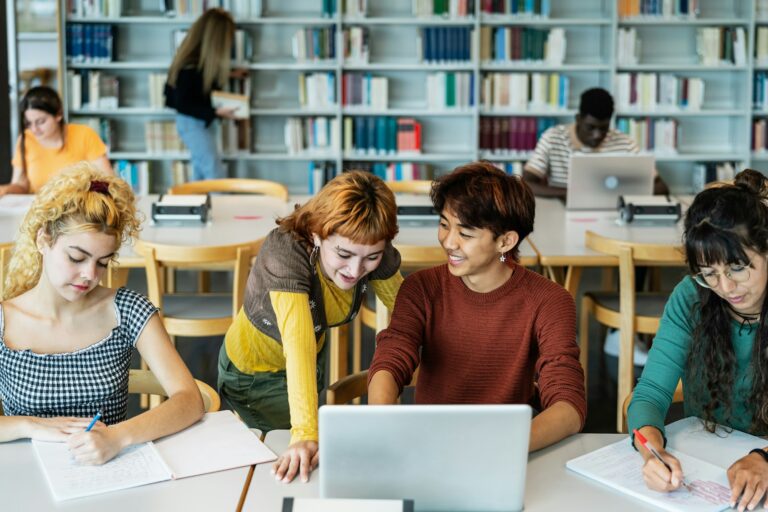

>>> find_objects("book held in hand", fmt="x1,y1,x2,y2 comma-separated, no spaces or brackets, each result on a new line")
211,91,250,120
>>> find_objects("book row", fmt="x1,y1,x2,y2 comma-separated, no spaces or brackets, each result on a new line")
479,116,557,153
614,73,705,112
480,72,569,111
479,0,550,16
617,0,700,18
344,117,423,155
479,27,565,64
65,24,114,63
616,117,679,154
617,26,746,66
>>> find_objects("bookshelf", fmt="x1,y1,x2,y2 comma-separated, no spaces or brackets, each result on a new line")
57,0,768,193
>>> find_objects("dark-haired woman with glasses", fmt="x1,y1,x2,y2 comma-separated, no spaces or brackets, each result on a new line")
627,169,768,511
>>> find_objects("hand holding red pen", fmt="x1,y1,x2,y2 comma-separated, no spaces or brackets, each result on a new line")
633,428,688,493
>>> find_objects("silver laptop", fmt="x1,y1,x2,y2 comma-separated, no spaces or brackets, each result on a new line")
566,153,655,210
319,405,532,512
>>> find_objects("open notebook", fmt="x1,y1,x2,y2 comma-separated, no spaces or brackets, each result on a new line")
33,410,276,501
566,417,749,512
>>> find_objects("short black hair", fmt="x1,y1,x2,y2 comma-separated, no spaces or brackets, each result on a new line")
430,161,535,262
579,87,614,120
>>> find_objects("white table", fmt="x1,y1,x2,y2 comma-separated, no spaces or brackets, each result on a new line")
0,439,251,512
529,197,685,296
241,419,758,512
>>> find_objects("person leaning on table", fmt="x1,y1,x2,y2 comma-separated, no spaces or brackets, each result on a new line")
367,161,587,451
3,86,112,196
0,163,203,464
217,170,403,484
522,87,669,198
628,169,768,512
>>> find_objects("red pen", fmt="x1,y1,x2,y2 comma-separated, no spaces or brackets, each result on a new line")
633,428,692,491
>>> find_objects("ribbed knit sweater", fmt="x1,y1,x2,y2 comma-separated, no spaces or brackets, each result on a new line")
368,264,587,426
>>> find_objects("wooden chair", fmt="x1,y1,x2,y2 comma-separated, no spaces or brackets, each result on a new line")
385,180,433,195
0,243,13,298
620,379,683,433
128,369,221,413
0,369,220,416
579,231,684,432
168,178,289,202
135,239,260,337
326,368,420,405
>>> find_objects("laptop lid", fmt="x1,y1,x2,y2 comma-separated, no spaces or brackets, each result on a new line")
319,405,532,512
566,153,655,210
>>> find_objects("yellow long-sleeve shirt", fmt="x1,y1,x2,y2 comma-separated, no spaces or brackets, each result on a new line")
225,267,403,444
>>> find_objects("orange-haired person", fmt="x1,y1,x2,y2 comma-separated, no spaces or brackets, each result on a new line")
218,170,403,483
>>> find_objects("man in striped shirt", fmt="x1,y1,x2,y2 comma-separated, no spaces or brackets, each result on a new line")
524,87,667,198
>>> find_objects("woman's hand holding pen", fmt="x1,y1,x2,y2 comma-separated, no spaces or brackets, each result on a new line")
67,423,123,465
635,427,686,492
727,451,768,512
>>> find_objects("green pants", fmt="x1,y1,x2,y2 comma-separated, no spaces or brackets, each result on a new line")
217,343,327,433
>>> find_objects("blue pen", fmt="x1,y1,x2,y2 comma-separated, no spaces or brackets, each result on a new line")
85,411,102,432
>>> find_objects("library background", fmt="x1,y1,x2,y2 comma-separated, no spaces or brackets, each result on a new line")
8,0,768,195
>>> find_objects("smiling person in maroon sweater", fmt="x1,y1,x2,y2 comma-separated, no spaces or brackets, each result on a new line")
367,161,586,451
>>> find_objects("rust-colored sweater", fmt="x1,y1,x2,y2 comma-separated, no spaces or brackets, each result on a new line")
368,264,586,427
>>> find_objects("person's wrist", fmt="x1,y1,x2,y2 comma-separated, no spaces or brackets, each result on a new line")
749,448,768,465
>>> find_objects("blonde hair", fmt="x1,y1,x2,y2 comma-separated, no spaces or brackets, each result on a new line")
167,8,235,93
278,170,399,246
3,162,140,300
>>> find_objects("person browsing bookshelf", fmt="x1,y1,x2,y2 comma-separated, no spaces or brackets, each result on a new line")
217,171,403,484
164,8,240,181
0,163,204,464
523,87,668,198
367,161,586,452
3,86,112,196
628,169,768,512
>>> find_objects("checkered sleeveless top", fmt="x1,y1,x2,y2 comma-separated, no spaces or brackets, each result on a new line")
0,288,158,425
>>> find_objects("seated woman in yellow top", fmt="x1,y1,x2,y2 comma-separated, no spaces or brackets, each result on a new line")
3,86,111,195
218,170,403,484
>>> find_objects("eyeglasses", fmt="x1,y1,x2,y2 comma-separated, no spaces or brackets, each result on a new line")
693,264,751,288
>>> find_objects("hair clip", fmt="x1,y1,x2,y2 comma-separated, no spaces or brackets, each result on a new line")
89,180,111,196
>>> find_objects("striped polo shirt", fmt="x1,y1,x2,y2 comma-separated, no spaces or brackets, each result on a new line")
525,123,639,188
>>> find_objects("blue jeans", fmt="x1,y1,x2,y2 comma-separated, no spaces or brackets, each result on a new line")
175,114,224,181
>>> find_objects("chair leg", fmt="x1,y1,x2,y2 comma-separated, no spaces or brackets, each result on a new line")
617,325,636,433
166,268,176,293
351,316,362,405
578,296,592,393
328,326,349,385
139,358,150,409
198,271,211,293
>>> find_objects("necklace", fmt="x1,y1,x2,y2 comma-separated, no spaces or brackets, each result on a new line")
728,307,760,335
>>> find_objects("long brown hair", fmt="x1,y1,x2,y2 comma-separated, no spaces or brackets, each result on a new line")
684,169,768,434
278,171,398,247
167,8,235,93
18,86,65,177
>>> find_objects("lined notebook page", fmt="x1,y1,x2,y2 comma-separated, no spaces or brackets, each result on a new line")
567,438,731,512
32,441,171,501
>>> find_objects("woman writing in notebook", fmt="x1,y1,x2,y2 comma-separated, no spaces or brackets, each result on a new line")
218,170,403,484
164,8,239,181
367,161,586,451
0,163,203,464
628,169,768,512
2,86,112,196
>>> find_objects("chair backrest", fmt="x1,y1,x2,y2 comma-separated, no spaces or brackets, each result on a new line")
396,244,447,271
586,230,684,430
621,379,683,433
168,179,289,202
0,243,13,298
326,368,420,405
0,369,220,416
386,180,433,195
128,369,221,412
135,239,260,319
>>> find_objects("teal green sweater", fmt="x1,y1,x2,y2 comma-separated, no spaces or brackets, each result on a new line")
627,276,756,438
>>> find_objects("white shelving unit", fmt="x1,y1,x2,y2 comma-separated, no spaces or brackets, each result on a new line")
58,0,768,193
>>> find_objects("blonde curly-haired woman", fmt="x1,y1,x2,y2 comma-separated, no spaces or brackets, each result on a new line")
0,163,203,464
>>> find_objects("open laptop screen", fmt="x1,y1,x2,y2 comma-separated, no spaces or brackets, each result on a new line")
566,154,655,210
